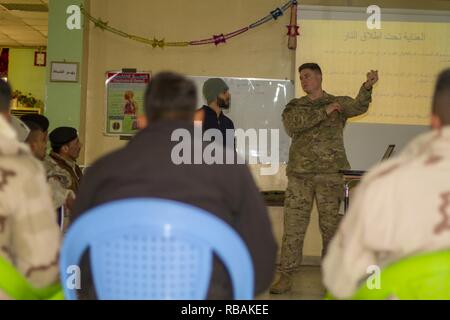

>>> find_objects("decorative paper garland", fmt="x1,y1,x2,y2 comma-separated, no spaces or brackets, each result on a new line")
80,0,300,49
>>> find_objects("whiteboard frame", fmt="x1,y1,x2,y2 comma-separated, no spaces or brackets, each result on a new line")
298,5,450,22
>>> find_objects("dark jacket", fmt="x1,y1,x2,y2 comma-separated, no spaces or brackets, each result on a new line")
199,105,235,147
72,120,277,299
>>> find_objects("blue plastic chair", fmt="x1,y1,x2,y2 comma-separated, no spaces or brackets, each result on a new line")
59,198,254,300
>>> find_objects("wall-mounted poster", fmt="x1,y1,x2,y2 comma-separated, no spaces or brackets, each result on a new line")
105,72,151,136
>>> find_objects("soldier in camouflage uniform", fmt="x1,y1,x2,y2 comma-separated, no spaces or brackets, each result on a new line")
22,116,79,232
44,127,83,231
270,63,379,294
0,79,60,299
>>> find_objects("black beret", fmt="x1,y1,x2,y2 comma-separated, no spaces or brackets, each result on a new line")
20,114,50,132
49,127,78,147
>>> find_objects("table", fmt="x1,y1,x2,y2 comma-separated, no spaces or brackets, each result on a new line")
340,170,366,213
261,171,366,212
261,191,285,207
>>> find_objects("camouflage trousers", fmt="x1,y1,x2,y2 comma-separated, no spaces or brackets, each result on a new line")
278,173,344,274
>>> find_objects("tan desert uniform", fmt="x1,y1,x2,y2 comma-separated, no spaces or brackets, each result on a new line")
0,116,60,299
323,127,450,299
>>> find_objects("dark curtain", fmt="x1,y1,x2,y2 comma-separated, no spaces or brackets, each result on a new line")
0,48,9,78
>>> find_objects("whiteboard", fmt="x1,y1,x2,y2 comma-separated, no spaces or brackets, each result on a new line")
189,76,294,164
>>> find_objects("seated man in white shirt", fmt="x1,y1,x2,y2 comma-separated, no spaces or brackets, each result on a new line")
0,79,60,299
322,68,450,299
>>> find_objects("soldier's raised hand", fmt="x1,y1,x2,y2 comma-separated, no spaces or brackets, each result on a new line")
364,70,379,90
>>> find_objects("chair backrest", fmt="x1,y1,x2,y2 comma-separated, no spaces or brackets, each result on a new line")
59,198,254,300
352,250,450,300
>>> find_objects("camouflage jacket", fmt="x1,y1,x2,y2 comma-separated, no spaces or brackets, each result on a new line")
0,116,60,297
283,85,372,175
44,152,82,208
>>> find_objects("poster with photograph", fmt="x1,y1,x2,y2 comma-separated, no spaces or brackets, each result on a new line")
105,72,151,136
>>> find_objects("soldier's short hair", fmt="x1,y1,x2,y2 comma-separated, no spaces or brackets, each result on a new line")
23,120,44,144
23,120,42,132
144,72,197,121
0,78,12,113
21,114,50,132
432,69,450,125
299,63,322,75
